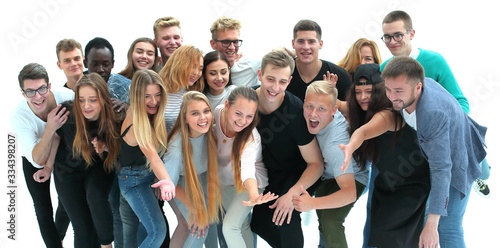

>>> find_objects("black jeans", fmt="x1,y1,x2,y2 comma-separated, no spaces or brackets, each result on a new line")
22,157,70,248
54,161,115,247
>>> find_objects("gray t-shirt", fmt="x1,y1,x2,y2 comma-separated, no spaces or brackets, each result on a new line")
316,111,369,185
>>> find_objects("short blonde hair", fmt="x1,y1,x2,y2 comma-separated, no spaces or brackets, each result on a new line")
305,80,338,105
153,17,181,39
210,16,241,40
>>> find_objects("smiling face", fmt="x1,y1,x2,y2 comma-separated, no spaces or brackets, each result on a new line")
224,97,257,136
384,75,421,112
188,56,204,87
22,78,52,114
257,64,291,105
360,45,375,65
144,84,161,115
155,26,183,60
57,48,84,79
78,85,101,121
132,42,156,70
205,59,230,95
210,29,240,65
303,92,336,134
382,20,414,56
85,47,114,82
292,30,323,64
186,100,213,138
355,83,373,111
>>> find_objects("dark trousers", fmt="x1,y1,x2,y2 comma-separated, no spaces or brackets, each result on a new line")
54,161,115,247
251,200,304,248
22,157,70,248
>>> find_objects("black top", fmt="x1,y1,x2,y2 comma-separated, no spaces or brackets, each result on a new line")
55,101,105,170
256,91,317,195
119,124,147,168
369,125,431,248
287,59,352,101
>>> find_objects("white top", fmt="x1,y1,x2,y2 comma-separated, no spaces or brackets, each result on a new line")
165,88,187,133
230,57,261,87
214,105,268,188
10,91,74,168
403,109,417,130
206,85,237,112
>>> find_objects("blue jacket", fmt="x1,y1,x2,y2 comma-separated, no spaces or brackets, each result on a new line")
410,78,486,216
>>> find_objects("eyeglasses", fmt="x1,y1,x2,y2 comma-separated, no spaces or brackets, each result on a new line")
381,30,411,43
214,39,243,48
23,85,49,98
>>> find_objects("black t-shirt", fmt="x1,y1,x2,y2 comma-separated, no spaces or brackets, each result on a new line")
287,59,351,101
55,101,104,170
256,91,315,195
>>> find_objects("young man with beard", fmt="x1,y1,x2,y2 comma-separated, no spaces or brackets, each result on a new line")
383,56,487,248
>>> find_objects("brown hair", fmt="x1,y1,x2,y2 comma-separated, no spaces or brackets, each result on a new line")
381,56,425,87
72,73,120,172
293,19,322,40
56,39,83,61
18,63,49,89
382,10,413,30
119,37,159,79
261,50,295,75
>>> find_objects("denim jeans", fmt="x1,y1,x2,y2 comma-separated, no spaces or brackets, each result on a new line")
118,166,166,248
479,159,490,180
438,185,472,248
109,176,124,248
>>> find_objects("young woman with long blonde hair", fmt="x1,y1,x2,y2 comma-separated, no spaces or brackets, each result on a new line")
163,91,223,248
118,69,175,248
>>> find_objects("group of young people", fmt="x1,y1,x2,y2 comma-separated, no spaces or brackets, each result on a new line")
12,10,488,248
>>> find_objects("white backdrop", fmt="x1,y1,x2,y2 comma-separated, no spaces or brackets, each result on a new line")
1,0,498,247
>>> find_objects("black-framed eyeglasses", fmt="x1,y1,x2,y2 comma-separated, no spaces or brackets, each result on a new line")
381,30,411,43
214,39,243,48
23,85,49,98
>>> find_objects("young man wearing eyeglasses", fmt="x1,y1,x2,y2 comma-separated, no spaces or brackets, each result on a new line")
10,63,74,247
377,10,490,248
210,16,261,87
287,19,352,102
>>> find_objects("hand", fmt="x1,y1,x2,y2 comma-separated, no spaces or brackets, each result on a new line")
323,71,338,87
269,191,295,226
111,98,128,113
153,178,163,200
339,144,353,173
33,166,52,183
419,215,440,248
242,192,279,206
190,219,208,239
273,46,296,58
91,137,108,153
151,179,176,201
46,104,69,133
292,185,314,212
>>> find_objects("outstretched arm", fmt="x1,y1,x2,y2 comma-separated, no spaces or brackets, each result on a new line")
339,110,396,172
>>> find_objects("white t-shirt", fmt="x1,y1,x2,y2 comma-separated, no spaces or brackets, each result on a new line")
230,57,261,87
213,105,268,188
11,90,74,168
403,109,417,130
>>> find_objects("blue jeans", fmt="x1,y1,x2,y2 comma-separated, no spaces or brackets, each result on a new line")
438,185,472,248
118,166,166,248
362,165,377,248
109,176,124,248
479,159,490,180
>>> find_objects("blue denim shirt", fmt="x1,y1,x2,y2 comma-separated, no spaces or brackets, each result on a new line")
107,73,131,104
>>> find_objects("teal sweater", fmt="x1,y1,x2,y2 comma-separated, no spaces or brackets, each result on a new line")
381,48,470,114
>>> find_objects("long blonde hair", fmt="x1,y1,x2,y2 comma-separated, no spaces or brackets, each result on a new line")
337,38,382,79
129,69,168,158
72,73,120,172
168,91,222,227
159,45,204,93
